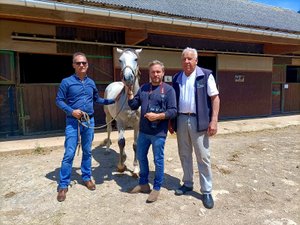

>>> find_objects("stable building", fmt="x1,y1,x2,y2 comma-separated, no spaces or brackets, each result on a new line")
0,0,300,136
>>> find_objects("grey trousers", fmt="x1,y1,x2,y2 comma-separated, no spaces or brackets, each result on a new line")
177,114,212,194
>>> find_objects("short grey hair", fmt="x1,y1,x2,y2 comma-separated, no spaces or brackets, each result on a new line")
72,52,87,63
182,47,198,59
148,60,165,72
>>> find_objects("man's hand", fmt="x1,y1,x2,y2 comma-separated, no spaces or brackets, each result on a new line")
127,85,133,92
207,120,217,136
168,122,175,134
144,112,165,121
72,109,82,119
144,112,158,121
126,85,134,100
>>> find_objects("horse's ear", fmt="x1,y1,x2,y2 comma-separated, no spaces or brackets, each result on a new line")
135,49,142,55
117,48,123,54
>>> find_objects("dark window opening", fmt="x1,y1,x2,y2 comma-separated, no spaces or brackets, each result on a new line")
286,66,300,83
198,56,217,79
19,53,73,83
0,51,15,83
56,26,125,44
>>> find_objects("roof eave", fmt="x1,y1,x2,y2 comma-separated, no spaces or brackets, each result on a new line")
1,0,300,40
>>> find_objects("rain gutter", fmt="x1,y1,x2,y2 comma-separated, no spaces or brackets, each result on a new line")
1,0,300,40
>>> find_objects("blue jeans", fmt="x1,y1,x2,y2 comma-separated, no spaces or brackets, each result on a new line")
58,117,94,189
137,132,166,191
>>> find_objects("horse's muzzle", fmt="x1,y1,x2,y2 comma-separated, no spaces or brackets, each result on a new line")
123,73,135,86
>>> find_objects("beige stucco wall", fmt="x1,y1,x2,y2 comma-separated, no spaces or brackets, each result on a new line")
292,58,300,65
0,20,56,53
218,54,273,72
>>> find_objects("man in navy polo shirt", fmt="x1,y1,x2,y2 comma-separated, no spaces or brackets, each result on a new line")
127,60,177,203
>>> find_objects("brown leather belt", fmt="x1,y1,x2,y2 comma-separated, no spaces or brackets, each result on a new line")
179,112,196,116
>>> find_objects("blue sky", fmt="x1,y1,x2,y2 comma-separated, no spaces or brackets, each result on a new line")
251,0,300,12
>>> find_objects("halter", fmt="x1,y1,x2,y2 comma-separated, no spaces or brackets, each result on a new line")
120,64,140,86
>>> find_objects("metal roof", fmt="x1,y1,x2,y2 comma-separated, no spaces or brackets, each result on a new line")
83,0,300,33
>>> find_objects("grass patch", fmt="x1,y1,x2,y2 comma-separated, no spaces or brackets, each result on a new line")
33,145,45,154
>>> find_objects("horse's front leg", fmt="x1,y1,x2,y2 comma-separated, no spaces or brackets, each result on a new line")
105,112,113,155
132,122,140,178
117,127,127,172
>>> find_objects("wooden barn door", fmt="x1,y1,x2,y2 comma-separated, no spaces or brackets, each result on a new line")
0,50,19,137
271,65,285,114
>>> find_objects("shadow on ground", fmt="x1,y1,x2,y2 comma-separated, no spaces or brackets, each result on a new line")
46,145,181,192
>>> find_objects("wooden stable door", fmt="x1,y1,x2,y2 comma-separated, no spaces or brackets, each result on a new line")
271,65,285,114
271,83,281,114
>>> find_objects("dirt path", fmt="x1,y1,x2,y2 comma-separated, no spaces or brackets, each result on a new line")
1,126,299,225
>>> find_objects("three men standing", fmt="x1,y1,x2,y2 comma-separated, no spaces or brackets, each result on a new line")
55,48,219,208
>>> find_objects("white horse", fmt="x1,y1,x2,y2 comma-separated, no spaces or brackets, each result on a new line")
104,48,142,176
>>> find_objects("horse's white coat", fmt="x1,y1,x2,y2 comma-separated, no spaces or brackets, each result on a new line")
104,48,142,175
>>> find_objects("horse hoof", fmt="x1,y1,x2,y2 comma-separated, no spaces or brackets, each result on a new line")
133,168,139,176
117,165,127,173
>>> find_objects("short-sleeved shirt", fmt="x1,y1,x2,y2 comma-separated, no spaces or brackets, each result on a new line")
179,70,219,114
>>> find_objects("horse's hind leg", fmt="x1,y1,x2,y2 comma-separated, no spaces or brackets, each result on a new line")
132,124,140,178
117,127,127,172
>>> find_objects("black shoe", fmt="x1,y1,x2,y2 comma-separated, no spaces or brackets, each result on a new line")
202,194,214,209
175,185,193,196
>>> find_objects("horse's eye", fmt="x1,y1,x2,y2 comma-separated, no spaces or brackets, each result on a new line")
134,58,138,61
119,59,121,62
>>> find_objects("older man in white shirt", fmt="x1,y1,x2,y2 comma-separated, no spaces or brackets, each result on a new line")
171,47,220,209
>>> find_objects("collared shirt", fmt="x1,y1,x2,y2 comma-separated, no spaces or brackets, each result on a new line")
179,69,219,114
179,70,197,113
56,74,114,117
128,82,177,137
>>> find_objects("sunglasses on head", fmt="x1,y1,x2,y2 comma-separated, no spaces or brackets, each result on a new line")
74,61,87,66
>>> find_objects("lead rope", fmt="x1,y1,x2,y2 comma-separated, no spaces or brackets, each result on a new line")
77,123,81,156
77,87,126,130
76,112,92,156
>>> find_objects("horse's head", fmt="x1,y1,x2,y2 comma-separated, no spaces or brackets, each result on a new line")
117,48,142,87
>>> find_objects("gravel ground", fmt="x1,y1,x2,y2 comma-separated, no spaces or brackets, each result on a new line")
0,126,299,225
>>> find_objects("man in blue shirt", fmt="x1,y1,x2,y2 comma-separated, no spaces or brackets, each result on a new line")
56,52,115,202
127,60,177,203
